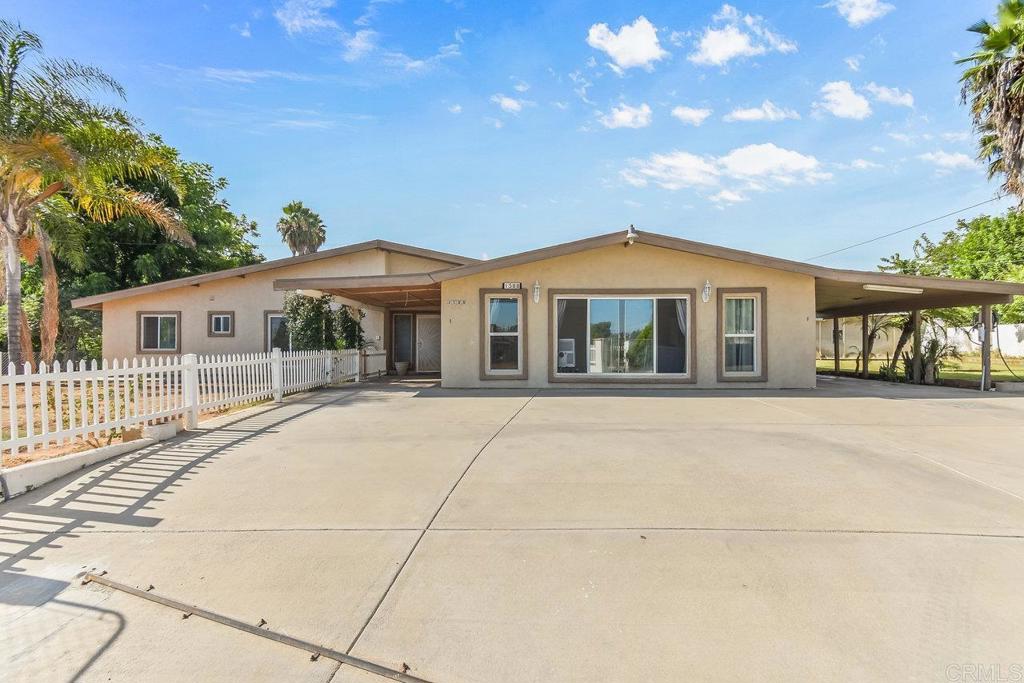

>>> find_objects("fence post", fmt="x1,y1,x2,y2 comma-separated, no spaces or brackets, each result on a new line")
182,354,199,429
271,347,283,402
325,350,334,386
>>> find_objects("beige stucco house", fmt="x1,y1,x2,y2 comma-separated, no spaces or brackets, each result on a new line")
71,240,475,360
76,228,1024,389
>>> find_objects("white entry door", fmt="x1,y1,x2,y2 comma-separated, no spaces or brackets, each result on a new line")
415,314,442,372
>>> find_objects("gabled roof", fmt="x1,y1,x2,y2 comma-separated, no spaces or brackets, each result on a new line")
72,239,475,310
273,229,1024,316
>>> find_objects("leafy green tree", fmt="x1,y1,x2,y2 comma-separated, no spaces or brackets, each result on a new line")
282,293,336,350
0,20,190,367
335,306,365,350
959,1,1024,198
53,145,263,358
276,201,326,256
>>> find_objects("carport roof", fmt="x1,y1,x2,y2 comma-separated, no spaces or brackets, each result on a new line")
274,229,1024,316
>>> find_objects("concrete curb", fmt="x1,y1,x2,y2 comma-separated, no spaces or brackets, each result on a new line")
1,422,181,500
994,381,1024,393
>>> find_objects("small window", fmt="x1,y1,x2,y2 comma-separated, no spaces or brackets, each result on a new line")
481,290,526,379
265,312,291,351
208,311,234,337
719,290,765,380
139,313,179,352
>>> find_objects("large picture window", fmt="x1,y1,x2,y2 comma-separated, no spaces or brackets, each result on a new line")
484,292,523,376
553,293,691,379
138,312,179,353
717,288,766,381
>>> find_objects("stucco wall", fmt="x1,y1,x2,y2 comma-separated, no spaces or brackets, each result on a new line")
99,248,453,359
440,243,817,389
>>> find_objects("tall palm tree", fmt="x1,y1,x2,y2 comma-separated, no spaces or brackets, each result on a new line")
276,201,327,256
0,21,192,368
959,1,1024,199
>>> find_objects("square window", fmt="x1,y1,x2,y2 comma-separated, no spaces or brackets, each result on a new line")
139,314,178,352
209,312,234,336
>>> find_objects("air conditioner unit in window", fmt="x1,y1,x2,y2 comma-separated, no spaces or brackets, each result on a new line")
557,338,575,368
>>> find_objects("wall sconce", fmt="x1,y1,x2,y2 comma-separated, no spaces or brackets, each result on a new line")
533,280,541,304
702,280,711,303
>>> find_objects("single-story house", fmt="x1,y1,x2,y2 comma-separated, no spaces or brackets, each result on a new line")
71,240,475,358
75,228,1024,389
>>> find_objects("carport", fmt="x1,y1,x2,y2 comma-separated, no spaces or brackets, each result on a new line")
812,268,1024,390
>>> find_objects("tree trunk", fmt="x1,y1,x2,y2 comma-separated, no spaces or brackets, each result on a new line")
889,320,913,372
3,227,23,370
19,307,34,372
39,231,59,365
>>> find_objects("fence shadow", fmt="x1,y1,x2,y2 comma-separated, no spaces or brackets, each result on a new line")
0,389,350,681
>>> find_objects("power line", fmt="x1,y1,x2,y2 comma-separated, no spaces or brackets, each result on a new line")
805,194,1006,262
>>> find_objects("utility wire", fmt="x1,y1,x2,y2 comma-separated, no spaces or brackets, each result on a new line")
805,194,1006,262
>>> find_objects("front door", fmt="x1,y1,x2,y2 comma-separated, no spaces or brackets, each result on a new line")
415,314,441,372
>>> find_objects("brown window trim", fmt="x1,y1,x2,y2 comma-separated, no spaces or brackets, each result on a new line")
479,288,528,381
137,311,181,355
546,289,697,384
716,287,768,383
207,310,235,337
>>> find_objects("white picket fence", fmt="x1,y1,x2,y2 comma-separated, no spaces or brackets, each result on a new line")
1,348,366,460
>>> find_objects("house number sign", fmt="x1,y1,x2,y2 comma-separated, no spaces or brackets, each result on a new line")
502,282,522,290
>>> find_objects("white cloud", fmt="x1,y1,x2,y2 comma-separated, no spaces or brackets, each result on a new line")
513,79,530,92
710,189,748,203
825,0,895,28
864,82,914,107
199,67,315,83
569,70,594,104
689,4,797,67
491,94,525,113
274,0,338,35
448,104,462,114
724,100,800,122
620,142,829,199
586,16,668,73
870,145,886,153
232,22,252,38
624,199,644,207
888,132,912,143
343,29,378,62
499,194,514,204
552,101,569,110
484,117,504,129
941,131,970,142
671,105,713,126
814,81,872,119
846,158,881,169
599,102,653,129
382,42,461,72
844,55,861,71
918,150,976,173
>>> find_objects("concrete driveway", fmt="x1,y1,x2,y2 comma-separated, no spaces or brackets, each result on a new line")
2,377,1023,682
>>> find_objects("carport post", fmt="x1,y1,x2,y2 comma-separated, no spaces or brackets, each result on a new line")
861,315,870,379
271,347,283,402
833,317,841,374
981,304,993,391
911,309,922,384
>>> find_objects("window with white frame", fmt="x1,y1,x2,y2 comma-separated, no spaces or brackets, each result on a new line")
139,313,178,352
553,295,690,377
265,312,291,351
485,293,522,375
722,294,760,376
208,312,233,336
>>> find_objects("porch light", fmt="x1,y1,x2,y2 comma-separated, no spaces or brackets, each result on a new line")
533,280,541,304
625,224,638,245
862,284,924,295
702,280,711,303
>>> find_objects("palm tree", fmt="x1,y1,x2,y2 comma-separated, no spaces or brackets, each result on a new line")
959,1,1024,199
276,201,326,255
0,21,192,368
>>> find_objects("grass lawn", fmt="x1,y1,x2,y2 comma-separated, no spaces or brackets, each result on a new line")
816,353,1024,382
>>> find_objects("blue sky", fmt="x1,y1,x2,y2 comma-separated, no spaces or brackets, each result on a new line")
5,0,1013,267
